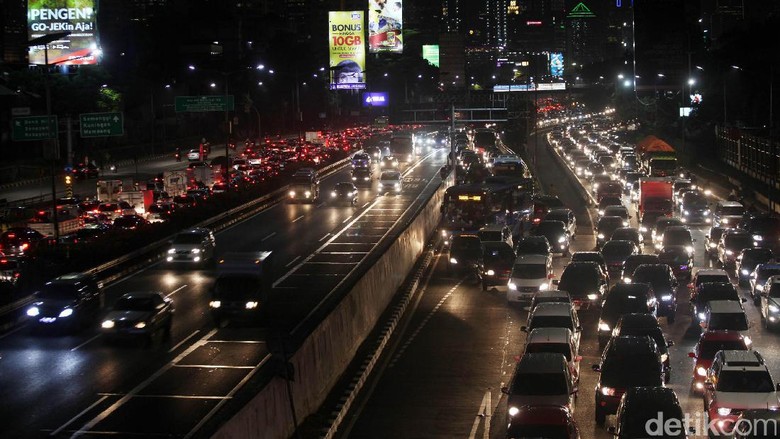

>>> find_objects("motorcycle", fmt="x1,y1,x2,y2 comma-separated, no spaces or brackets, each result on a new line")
174,151,181,162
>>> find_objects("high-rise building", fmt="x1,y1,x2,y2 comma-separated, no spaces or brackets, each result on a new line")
506,0,567,53
2,0,27,66
486,0,509,47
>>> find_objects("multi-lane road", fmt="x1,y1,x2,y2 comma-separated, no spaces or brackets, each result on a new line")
0,148,448,438
338,130,780,439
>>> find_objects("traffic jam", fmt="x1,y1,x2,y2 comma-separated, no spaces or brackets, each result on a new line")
434,115,780,438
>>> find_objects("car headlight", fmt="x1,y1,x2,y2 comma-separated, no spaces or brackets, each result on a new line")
722,218,728,224
683,210,690,216
351,176,357,181
441,230,449,237
539,283,549,291
486,269,495,276
708,243,716,248
623,221,629,227
697,366,707,377
191,248,201,254
587,293,598,300
59,308,73,318
364,177,369,181
685,246,694,254
757,284,765,292
331,191,337,198
245,301,259,309
661,294,672,301
450,258,458,264
289,190,296,197
698,312,706,321
717,407,731,416
558,236,566,243
660,353,668,363
593,183,600,190
209,300,222,308
508,282,517,290
394,183,400,188
508,406,520,417
598,210,604,216
600,386,616,396
639,226,647,232
623,277,631,283
753,235,763,241
598,321,610,332
741,269,750,276
725,250,733,256
304,191,312,198
101,320,115,329
703,210,710,216
134,322,147,329
744,336,752,346
769,304,780,313
597,233,605,239
26,306,40,317
168,248,176,254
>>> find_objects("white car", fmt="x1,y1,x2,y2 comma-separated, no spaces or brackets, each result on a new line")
523,327,581,386
378,170,402,193
187,149,201,161
507,254,554,303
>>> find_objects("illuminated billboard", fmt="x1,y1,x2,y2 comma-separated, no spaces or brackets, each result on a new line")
550,52,564,78
422,45,439,67
27,0,100,65
329,11,366,90
363,92,389,107
368,0,403,53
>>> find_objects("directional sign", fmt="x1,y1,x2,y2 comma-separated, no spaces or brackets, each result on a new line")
12,116,58,141
80,112,124,138
175,95,235,113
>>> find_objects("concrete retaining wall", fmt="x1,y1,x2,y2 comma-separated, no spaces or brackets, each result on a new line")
212,178,448,439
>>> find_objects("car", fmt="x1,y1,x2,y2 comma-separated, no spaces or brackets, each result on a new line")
718,230,755,268
0,256,23,287
733,409,780,438
595,216,626,249
379,155,399,169
533,220,570,255
609,227,643,250
502,353,577,418
0,227,46,257
689,268,732,305
601,240,640,278
691,281,745,325
596,197,623,217
172,194,197,209
592,335,665,425
378,170,402,193
97,202,128,220
522,300,581,337
700,300,750,336
478,224,514,249
702,350,780,436
448,234,482,274
631,264,678,323
705,227,728,259
514,236,552,257
112,214,150,231
658,245,694,281
544,209,577,238
505,405,581,439
330,182,358,206
621,254,661,283
72,162,99,179
25,273,103,332
597,283,657,350
688,331,750,392
585,162,605,179
737,248,773,285
601,205,630,224
351,167,372,186
529,290,572,312
610,387,686,439
165,228,216,266
679,191,711,225
531,195,566,225
479,242,515,291
101,291,174,343
146,202,176,223
186,149,201,161
507,254,554,303
759,276,780,330
570,251,608,280
712,200,745,227
658,225,695,254
739,214,780,252
574,158,591,176
556,262,608,308
749,264,780,304
651,217,684,246
523,327,581,386
611,313,673,382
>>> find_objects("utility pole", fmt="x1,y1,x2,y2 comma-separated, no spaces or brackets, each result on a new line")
223,72,231,189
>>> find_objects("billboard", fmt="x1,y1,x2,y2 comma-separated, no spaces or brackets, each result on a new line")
362,92,388,107
368,0,403,53
422,45,439,67
550,52,564,78
27,0,100,65
329,11,366,90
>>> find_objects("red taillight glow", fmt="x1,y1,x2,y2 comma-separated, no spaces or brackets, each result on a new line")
20,243,29,251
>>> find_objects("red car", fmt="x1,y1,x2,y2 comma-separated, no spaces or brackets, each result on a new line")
506,405,580,439
687,330,749,392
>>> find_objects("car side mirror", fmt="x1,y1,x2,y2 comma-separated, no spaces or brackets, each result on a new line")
666,340,674,347
520,326,528,332
688,352,696,358
592,364,601,372
501,386,509,395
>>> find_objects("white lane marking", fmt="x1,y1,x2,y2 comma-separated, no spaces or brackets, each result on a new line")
0,324,26,340
342,216,352,223
172,364,255,369
166,284,188,298
318,233,331,242
285,256,301,268
483,390,492,439
96,394,231,400
167,329,199,353
316,202,325,207
70,328,218,437
468,390,492,439
49,395,110,436
362,202,370,208
261,232,276,241
70,334,102,352
291,215,304,223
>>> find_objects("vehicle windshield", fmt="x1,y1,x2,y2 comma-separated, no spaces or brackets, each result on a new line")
709,312,749,331
743,250,773,265
604,208,627,218
683,195,708,209
510,372,568,395
38,284,78,301
720,206,744,216
601,356,662,388
659,249,689,265
114,296,155,311
531,316,573,330
602,294,649,321
380,172,400,180
525,343,572,361
634,269,672,290
98,204,118,212
725,234,753,250
696,275,730,286
601,243,635,260
599,218,624,231
717,370,775,393
757,268,780,282
506,425,570,439
513,264,547,279
699,340,747,359
516,241,549,255
623,258,659,276
559,266,598,292
544,212,569,223
768,285,780,299
213,276,262,300
173,233,204,244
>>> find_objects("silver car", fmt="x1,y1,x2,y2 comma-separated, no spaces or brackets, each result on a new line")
165,228,216,265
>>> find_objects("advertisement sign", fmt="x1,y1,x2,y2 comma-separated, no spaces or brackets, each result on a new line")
362,92,388,107
493,83,566,92
550,52,564,78
329,11,366,90
422,45,439,67
368,0,403,53
28,0,100,65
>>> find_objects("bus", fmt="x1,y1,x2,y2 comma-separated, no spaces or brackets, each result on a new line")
390,132,415,163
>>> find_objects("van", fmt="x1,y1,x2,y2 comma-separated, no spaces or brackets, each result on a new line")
502,352,577,422
478,224,513,249
507,254,554,303
712,200,745,227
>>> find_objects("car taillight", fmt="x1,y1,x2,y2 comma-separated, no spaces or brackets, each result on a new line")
20,243,29,251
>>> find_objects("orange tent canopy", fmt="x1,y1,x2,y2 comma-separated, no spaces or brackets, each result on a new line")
636,136,674,154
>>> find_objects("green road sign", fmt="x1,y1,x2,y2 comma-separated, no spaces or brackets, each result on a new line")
175,95,235,112
80,112,124,138
12,116,58,141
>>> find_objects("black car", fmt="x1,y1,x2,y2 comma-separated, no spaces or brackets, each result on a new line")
570,251,608,280
739,214,780,253
113,214,150,231
690,281,743,325
657,245,694,281
72,162,99,179
632,264,678,323
601,240,639,277
26,273,103,332
612,314,673,382
533,220,570,255
351,168,372,187
621,254,660,283
733,409,780,438
737,247,774,285
101,291,174,343
597,283,657,349
515,236,552,257
596,216,626,248
556,262,608,307
330,182,358,206
611,387,685,438
448,234,482,274
0,227,46,257
610,227,643,250
544,208,577,238
479,242,516,291
592,335,664,425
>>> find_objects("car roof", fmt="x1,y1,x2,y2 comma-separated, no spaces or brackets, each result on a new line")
700,330,746,342
706,300,745,313
610,282,651,295
516,352,568,373
617,313,660,329
718,350,764,368
531,302,574,316
624,386,680,408
526,327,573,344
605,335,658,355
514,254,549,264
572,251,604,259
717,201,744,207
693,268,729,277
665,225,690,233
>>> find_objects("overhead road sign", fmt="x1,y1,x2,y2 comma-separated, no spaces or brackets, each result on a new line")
175,95,235,112
80,112,124,137
12,115,58,141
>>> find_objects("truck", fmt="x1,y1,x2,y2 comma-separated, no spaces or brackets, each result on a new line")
288,168,320,203
209,251,273,326
117,190,154,216
186,165,215,189
647,156,679,177
162,170,188,197
97,179,123,202
305,131,324,144
389,132,414,163
638,178,674,233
